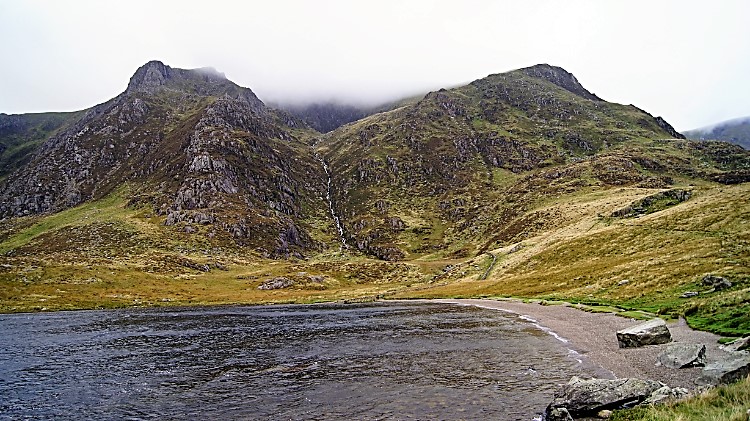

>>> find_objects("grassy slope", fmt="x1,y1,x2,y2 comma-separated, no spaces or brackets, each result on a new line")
393,182,750,335
611,376,750,421
0,185,424,312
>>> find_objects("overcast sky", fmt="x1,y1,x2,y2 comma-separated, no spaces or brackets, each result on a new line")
1,0,748,131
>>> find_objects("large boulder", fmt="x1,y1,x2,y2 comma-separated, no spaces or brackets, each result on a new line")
616,318,672,348
544,377,664,419
697,353,750,385
657,343,707,368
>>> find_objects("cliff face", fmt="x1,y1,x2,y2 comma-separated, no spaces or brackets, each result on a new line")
0,61,327,257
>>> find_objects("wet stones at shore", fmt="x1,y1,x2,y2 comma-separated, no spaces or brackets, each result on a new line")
544,377,685,420
657,343,706,368
616,318,672,348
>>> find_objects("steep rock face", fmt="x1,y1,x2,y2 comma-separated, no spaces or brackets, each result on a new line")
520,63,602,101
319,64,750,260
0,61,327,256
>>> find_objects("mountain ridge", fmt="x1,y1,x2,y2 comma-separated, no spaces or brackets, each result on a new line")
1,61,748,337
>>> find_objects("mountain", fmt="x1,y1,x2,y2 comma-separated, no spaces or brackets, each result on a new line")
1,61,748,336
683,116,750,149
318,63,749,260
0,60,329,257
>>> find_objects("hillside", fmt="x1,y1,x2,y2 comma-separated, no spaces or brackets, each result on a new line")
0,62,748,337
0,111,81,180
684,116,750,149
318,64,749,261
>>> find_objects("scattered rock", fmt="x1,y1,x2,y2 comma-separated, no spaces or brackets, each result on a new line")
616,318,672,348
258,277,295,290
701,274,732,291
546,407,573,421
544,377,665,419
597,409,613,418
680,291,699,298
642,385,689,405
657,343,706,368
721,336,750,353
697,353,750,385
307,275,325,283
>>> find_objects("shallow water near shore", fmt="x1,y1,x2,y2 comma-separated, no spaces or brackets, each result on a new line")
0,302,600,420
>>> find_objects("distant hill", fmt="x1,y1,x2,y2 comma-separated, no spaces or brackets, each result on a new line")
683,116,750,149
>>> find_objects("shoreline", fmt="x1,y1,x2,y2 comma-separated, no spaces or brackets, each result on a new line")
430,298,723,391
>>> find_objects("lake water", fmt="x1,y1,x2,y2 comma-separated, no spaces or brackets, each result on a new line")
0,302,599,420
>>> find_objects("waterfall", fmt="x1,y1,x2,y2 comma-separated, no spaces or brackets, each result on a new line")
314,151,348,250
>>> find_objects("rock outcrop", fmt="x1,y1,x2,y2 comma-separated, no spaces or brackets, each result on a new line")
611,189,692,218
616,318,672,348
258,277,295,290
701,274,732,291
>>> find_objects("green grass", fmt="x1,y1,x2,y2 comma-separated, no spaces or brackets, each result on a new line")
0,185,136,254
610,376,750,421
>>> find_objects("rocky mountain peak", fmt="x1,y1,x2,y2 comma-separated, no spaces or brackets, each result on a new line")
126,60,173,93
521,63,602,101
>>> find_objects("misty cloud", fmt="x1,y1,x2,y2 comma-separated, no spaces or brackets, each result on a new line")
0,0,749,130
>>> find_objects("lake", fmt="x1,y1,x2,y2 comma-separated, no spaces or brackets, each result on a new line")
0,302,599,420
